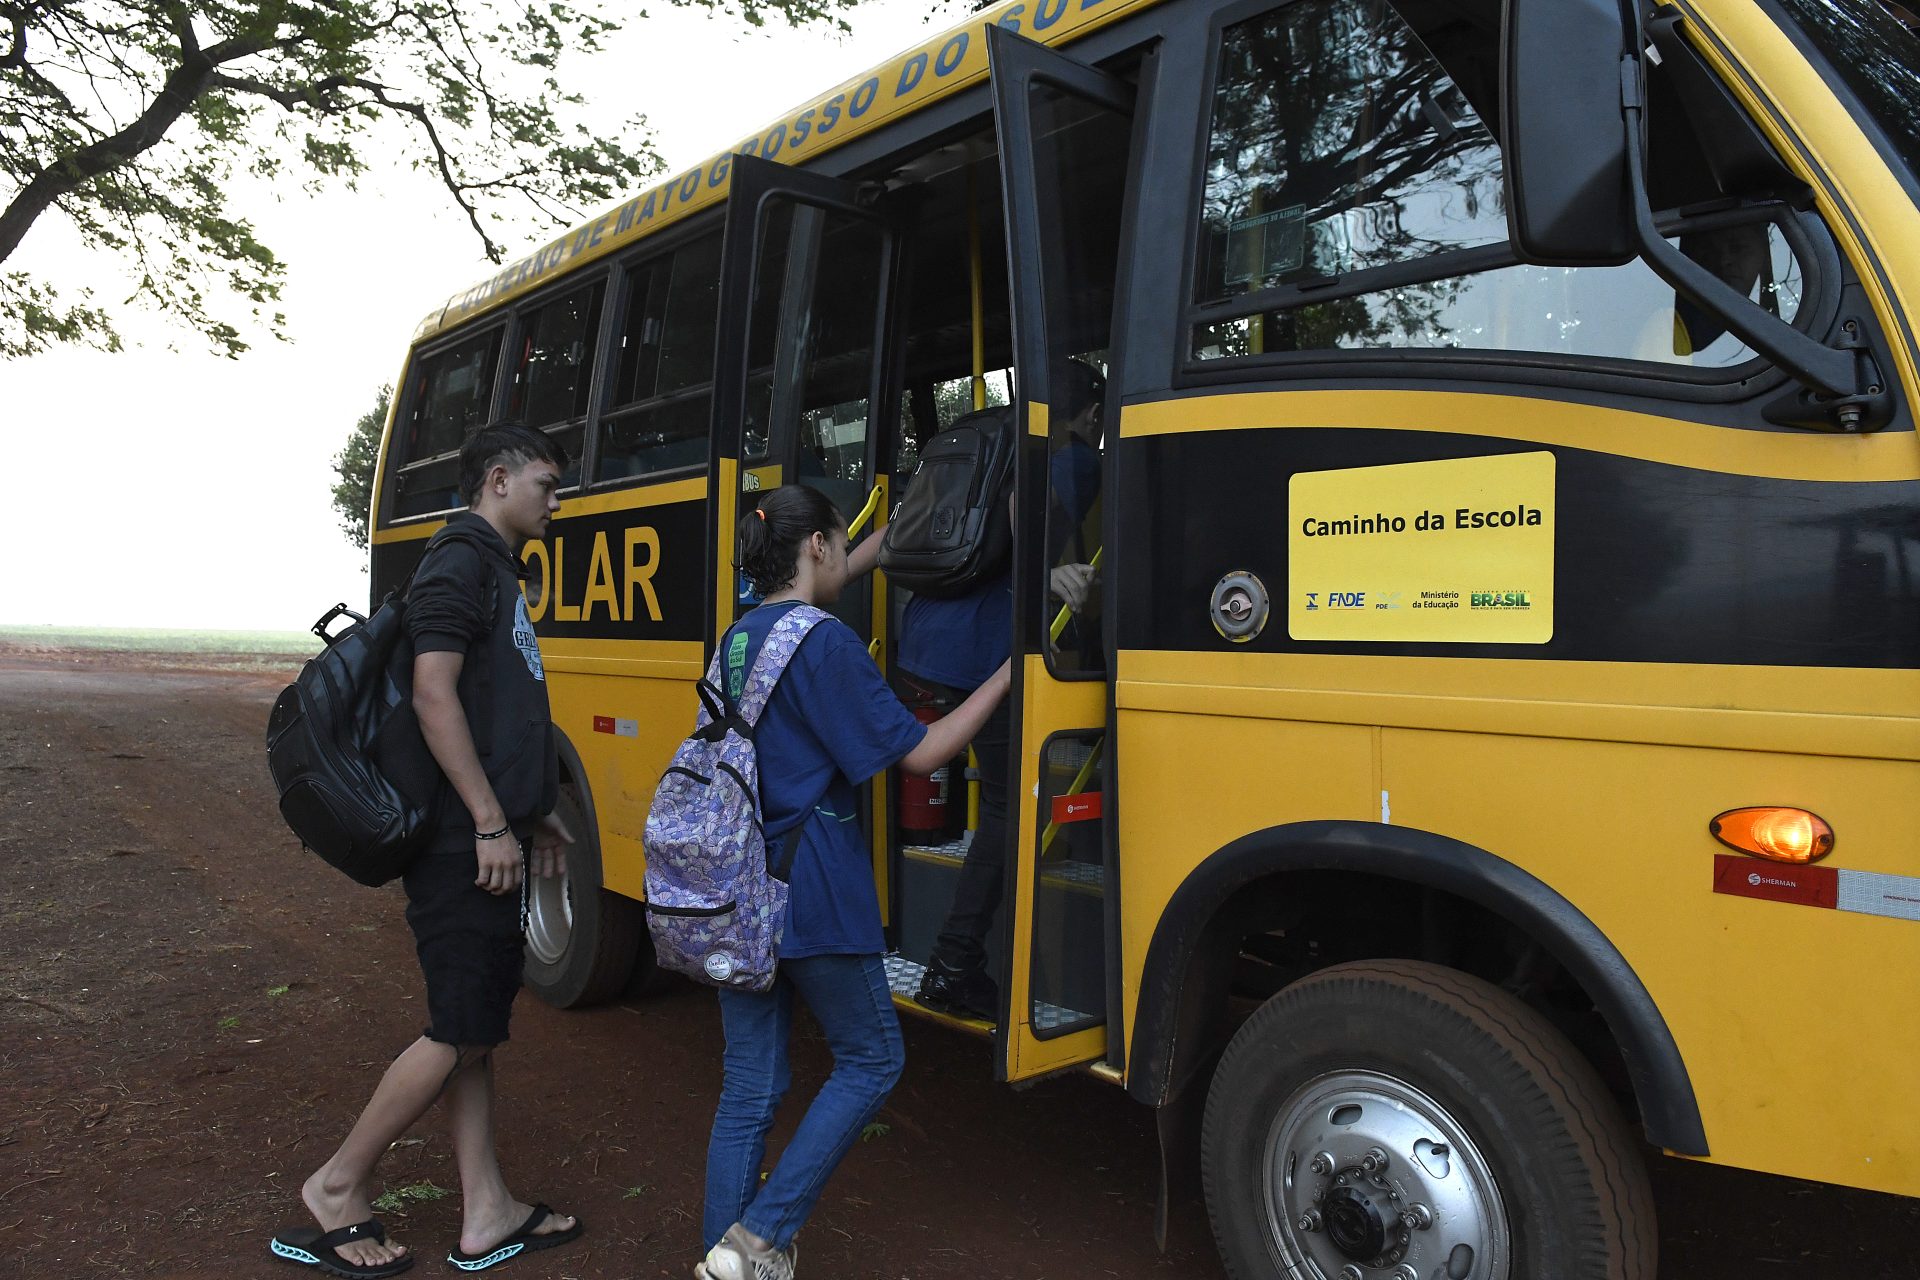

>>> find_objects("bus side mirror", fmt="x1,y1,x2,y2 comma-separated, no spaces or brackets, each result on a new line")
1501,0,1636,265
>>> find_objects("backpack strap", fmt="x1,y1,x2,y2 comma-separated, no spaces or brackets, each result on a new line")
735,605,831,730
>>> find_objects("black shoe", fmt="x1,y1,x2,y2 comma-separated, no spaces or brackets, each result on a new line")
914,958,998,1021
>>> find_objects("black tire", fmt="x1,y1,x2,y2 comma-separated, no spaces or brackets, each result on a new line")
522,783,643,1008
1201,959,1655,1280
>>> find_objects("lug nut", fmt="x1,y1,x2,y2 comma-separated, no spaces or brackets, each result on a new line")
1297,1209,1322,1233
1310,1151,1335,1176
1403,1203,1434,1231
1338,1267,1364,1280
1392,1268,1419,1280
1361,1147,1389,1173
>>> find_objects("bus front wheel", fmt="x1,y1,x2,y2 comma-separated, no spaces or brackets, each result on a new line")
1201,959,1654,1280
522,783,646,1008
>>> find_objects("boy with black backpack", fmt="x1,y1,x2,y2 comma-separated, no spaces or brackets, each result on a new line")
270,423,583,1278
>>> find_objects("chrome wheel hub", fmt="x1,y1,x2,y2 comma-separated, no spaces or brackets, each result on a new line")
1264,1071,1510,1280
524,865,574,965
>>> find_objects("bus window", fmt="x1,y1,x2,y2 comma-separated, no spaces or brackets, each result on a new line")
390,327,502,520
1195,1,1506,297
1025,82,1128,677
744,200,887,515
506,278,603,486
1189,0,1817,370
1193,217,1807,363
597,232,723,483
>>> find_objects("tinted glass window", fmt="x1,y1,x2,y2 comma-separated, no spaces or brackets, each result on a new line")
1028,81,1124,677
401,330,500,463
598,395,711,481
1197,0,1506,301
611,261,665,408
1196,217,1805,364
509,281,604,427
1193,0,1816,371
1774,0,1920,182
656,233,724,397
596,233,724,484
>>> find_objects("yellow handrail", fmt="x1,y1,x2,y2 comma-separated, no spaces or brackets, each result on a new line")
1048,546,1104,643
848,483,884,539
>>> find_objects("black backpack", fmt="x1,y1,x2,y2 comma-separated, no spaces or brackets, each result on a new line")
265,527,502,887
878,407,1016,598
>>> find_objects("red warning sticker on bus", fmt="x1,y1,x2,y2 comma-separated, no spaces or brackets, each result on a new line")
1051,793,1103,825
593,715,616,735
1711,854,1837,909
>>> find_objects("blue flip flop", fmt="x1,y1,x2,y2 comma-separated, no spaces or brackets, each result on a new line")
446,1203,583,1272
270,1218,414,1278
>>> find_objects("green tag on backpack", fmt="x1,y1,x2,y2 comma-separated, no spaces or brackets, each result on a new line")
727,630,750,699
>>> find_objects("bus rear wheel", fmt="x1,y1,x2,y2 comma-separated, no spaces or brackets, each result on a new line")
1201,959,1654,1280
522,782,646,1008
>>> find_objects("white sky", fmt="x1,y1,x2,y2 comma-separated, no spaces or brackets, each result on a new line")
2,3,952,630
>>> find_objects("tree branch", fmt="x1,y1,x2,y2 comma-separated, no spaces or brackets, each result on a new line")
0,46,216,263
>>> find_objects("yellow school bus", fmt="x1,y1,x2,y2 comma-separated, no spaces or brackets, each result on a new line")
369,0,1920,1272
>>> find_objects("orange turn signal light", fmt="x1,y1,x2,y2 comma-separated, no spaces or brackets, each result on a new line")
1709,807,1834,864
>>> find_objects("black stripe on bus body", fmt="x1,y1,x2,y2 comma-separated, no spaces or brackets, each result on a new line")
1115,427,1920,669
372,499,708,642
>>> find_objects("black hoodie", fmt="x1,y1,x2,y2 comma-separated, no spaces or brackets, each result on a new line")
406,512,558,826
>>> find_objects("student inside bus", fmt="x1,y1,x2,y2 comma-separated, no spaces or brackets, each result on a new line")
902,357,1105,1021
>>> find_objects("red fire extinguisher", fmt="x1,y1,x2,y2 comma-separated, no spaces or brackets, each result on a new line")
898,698,957,838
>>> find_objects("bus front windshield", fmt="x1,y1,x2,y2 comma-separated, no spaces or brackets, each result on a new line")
1771,0,1920,184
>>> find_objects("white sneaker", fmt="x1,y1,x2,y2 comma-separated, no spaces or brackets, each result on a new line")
695,1224,796,1280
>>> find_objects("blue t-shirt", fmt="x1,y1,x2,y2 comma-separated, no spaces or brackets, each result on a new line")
897,439,1100,691
728,602,926,958
898,572,1013,691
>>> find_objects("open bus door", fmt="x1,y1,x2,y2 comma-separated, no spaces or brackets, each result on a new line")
708,152,901,908
987,26,1147,1081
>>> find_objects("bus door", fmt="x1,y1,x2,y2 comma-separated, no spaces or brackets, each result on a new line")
708,152,902,896
987,26,1146,1080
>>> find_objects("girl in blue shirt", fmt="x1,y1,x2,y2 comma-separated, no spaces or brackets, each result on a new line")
698,484,1011,1280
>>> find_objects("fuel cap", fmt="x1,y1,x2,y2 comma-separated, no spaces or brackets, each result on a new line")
1210,571,1269,643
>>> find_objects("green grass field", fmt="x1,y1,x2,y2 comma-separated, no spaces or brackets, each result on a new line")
0,625,322,658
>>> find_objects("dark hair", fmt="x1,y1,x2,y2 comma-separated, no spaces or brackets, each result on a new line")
1056,358,1106,422
459,422,569,505
737,485,845,596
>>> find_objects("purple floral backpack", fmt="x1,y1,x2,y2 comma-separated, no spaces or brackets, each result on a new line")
643,604,828,991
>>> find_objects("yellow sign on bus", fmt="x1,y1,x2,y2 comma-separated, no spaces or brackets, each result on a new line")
1288,451,1555,643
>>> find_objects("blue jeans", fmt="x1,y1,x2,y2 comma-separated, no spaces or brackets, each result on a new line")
703,953,905,1250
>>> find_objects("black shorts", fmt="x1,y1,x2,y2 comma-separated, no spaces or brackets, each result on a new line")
403,829,526,1048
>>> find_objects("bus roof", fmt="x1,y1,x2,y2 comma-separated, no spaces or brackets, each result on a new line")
413,0,1167,344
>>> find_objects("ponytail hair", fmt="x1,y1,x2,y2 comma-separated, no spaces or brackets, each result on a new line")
736,484,845,596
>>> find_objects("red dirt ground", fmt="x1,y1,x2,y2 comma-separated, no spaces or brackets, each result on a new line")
1,647,1916,1279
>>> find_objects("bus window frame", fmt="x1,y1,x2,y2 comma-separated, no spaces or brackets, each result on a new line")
1170,0,1843,405
588,213,729,496
382,319,509,528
